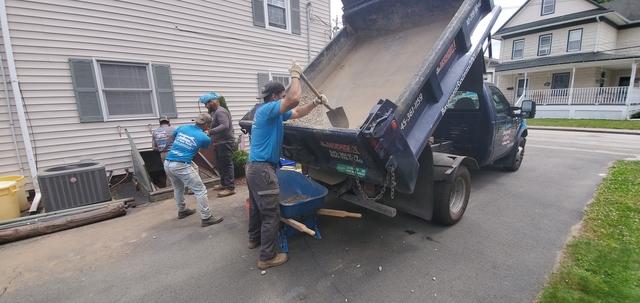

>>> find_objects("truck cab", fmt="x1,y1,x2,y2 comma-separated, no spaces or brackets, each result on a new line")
434,83,536,171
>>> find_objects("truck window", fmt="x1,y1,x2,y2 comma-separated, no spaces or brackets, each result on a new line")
447,91,480,110
489,86,511,116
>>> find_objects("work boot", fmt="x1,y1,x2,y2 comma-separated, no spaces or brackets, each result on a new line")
213,184,224,190
178,209,196,219
248,240,260,249
257,253,288,270
217,189,235,198
201,216,224,227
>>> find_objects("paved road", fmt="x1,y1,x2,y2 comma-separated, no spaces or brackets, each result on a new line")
1,130,639,303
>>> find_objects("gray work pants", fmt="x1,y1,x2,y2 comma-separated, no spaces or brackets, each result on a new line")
246,162,281,261
164,160,212,220
215,141,235,190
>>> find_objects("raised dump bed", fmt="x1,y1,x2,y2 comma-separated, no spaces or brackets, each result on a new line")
241,0,501,223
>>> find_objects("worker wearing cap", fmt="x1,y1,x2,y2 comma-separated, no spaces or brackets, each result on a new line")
199,92,236,198
164,113,224,227
152,116,175,162
247,61,325,269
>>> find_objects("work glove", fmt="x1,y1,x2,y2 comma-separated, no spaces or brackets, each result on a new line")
289,61,303,79
314,94,328,106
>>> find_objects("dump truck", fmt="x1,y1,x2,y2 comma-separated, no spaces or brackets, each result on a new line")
240,0,536,225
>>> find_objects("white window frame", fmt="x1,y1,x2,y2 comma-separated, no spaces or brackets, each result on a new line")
541,0,555,16
538,34,552,56
92,59,159,121
567,29,583,52
263,0,292,34
269,71,291,87
512,39,525,60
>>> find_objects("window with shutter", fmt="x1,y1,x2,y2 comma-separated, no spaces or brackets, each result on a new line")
253,0,300,34
70,59,177,122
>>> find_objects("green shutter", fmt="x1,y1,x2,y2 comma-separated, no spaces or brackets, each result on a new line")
291,0,301,35
152,64,177,118
69,59,103,122
252,0,266,27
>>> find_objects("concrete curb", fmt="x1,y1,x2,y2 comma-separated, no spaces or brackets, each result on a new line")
528,126,640,135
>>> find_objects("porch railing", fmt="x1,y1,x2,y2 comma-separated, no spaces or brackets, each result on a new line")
525,87,629,105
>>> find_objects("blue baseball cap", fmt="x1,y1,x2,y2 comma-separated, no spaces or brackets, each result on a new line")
199,91,221,104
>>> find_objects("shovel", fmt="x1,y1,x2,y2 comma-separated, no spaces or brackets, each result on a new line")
299,73,349,128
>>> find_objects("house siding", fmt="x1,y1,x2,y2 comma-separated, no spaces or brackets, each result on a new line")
617,27,640,55
500,23,598,61
507,0,599,27
596,22,617,52
0,0,331,186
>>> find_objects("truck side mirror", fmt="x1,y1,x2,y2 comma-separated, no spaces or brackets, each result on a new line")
520,100,536,119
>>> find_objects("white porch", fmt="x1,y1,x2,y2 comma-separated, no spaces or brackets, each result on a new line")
496,58,640,119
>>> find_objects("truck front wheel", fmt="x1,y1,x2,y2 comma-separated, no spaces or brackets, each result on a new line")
505,137,526,172
433,165,471,225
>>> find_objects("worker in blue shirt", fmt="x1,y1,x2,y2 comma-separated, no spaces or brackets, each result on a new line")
247,61,326,270
165,113,223,227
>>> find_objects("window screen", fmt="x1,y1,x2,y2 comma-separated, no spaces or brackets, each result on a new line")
99,63,154,117
512,40,524,60
567,29,583,52
271,73,291,87
538,34,552,56
541,0,555,15
267,0,287,29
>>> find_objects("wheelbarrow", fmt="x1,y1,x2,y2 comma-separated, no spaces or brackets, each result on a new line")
276,170,361,253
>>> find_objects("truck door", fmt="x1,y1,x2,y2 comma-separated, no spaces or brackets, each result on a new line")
489,86,517,159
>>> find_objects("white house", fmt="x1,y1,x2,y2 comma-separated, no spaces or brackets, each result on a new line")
0,0,331,191
493,0,640,119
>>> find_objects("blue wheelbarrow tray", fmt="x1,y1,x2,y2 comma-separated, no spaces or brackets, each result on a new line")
277,170,328,252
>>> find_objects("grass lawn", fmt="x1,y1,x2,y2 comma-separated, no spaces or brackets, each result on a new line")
527,119,640,130
538,161,640,303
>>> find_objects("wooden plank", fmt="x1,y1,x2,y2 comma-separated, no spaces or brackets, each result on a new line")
0,202,126,244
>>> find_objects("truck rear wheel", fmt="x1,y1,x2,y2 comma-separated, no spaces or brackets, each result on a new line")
433,165,471,225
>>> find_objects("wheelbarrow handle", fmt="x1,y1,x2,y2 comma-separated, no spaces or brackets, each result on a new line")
281,218,316,237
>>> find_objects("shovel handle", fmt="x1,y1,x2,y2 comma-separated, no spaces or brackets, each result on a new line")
299,73,333,111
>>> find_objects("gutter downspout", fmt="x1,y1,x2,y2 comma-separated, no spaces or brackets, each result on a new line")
0,0,42,212
306,2,312,63
594,16,600,53
0,44,24,175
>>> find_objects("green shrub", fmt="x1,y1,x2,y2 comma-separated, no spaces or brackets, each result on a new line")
233,149,248,177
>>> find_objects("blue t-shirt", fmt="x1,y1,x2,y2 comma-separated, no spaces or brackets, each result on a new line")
249,100,292,165
166,124,211,163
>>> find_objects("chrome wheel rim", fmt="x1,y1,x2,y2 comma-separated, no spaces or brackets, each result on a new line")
449,177,466,215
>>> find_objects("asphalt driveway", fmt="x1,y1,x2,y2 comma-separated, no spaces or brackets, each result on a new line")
1,130,639,303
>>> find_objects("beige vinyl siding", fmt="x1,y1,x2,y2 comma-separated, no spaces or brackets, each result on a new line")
1,0,330,186
616,27,640,56
500,23,597,61
596,22,617,52
507,0,599,27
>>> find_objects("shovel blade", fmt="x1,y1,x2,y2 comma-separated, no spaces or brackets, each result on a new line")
326,107,349,128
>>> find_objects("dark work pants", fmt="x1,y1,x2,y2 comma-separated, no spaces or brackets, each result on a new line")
216,141,235,190
246,162,280,261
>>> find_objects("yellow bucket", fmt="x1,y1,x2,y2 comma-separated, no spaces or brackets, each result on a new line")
0,181,20,220
0,176,28,211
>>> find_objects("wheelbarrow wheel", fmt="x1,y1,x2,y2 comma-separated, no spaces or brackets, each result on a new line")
433,165,471,226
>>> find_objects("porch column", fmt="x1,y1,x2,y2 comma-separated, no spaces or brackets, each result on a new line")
568,67,576,106
626,62,637,107
523,72,528,99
